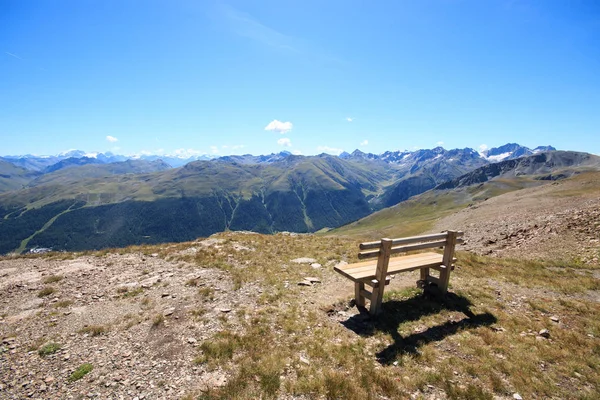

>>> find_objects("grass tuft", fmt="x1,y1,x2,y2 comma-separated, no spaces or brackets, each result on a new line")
38,342,61,357
68,363,93,382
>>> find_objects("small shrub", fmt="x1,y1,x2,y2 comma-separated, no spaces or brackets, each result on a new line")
43,275,63,284
152,314,164,327
38,342,61,357
53,300,73,308
122,288,143,298
198,287,215,301
69,363,93,382
38,287,55,298
78,325,108,336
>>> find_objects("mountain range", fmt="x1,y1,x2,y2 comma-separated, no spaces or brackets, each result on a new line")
2,142,596,255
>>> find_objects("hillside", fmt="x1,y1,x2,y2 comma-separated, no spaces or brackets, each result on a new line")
0,147,587,255
333,152,600,243
0,160,40,193
1,227,598,399
436,151,600,190
431,171,600,263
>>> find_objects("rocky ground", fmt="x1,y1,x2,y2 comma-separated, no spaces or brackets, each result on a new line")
432,174,600,264
0,242,265,399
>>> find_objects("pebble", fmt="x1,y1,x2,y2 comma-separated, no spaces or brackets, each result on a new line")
310,263,322,269
539,329,550,338
513,394,523,400
163,308,175,316
550,316,559,323
297,281,312,286
291,258,317,264
219,308,232,313
299,356,310,365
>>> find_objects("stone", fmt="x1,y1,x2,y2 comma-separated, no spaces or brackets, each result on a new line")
163,308,175,316
513,393,523,400
299,356,310,365
187,338,197,344
539,329,550,338
550,316,559,323
297,281,312,286
291,258,317,264
304,277,321,284
219,308,232,313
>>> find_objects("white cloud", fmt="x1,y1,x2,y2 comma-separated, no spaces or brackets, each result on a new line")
317,145,344,155
265,120,293,134
479,144,488,153
436,141,444,146
346,117,354,122
106,135,119,143
360,140,368,146
277,138,292,147
210,146,219,154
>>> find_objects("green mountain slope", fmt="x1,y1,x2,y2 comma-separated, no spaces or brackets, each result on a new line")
0,160,40,193
0,155,390,253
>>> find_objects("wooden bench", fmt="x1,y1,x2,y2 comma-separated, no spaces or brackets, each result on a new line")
334,231,464,316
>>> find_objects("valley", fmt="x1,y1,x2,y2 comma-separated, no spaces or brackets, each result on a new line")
1,144,596,255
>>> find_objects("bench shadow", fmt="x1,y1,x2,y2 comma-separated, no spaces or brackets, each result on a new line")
340,290,497,365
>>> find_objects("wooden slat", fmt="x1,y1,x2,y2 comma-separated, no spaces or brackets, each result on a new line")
335,252,444,281
389,240,447,255
359,232,448,250
337,253,441,275
359,231,464,250
344,254,441,277
358,249,380,260
359,238,463,259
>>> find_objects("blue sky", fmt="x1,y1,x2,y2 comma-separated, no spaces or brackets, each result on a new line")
1,0,599,157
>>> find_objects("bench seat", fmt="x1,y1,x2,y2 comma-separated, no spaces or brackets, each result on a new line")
334,252,443,282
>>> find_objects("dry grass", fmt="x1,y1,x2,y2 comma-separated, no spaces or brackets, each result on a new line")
42,275,63,284
22,231,599,399
78,325,109,337
175,232,600,399
37,286,55,297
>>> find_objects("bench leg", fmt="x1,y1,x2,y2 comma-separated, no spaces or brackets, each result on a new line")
420,267,430,282
369,281,385,316
355,281,365,307
439,265,451,293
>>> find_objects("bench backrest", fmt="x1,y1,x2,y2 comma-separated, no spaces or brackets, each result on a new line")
358,231,464,260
